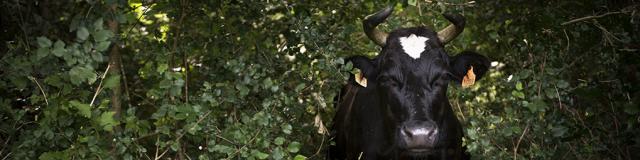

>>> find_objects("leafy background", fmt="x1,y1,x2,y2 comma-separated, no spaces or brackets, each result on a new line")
1,0,638,159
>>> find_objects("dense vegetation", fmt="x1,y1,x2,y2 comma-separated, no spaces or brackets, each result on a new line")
1,0,638,159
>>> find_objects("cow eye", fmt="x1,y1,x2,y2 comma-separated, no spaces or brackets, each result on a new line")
379,76,400,87
430,73,449,87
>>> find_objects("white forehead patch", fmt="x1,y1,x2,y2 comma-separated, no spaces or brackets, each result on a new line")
399,34,429,59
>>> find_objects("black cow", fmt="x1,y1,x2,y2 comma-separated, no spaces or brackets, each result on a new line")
328,7,490,160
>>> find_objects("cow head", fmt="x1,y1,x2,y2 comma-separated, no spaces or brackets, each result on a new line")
351,7,490,157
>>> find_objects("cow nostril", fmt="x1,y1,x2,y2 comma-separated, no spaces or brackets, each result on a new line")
410,128,431,136
404,127,437,138
402,126,413,137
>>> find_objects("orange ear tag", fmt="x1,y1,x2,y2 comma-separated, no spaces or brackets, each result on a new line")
461,66,476,88
354,71,368,87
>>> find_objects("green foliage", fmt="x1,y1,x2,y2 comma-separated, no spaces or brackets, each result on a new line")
1,0,638,160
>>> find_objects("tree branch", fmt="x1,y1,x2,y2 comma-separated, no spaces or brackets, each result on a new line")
90,65,110,107
513,123,530,160
28,76,48,106
561,11,630,25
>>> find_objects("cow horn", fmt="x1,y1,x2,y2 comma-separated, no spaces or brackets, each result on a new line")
363,6,393,46
437,13,466,44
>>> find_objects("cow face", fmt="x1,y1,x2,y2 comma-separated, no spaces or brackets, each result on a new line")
352,7,490,158
378,28,452,153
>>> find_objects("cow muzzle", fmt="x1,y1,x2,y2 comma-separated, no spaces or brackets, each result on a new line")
400,120,439,152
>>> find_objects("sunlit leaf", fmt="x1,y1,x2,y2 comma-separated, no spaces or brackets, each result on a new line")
287,141,301,153
293,155,307,160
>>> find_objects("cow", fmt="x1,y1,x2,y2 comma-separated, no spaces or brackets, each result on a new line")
327,7,490,160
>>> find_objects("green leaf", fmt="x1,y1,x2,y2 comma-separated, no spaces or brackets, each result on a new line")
37,37,52,48
36,47,50,59
70,100,91,118
252,150,269,159
96,41,111,52
198,155,209,160
343,62,353,71
274,137,285,145
77,27,90,41
157,63,168,73
408,0,417,6
623,103,639,115
287,141,301,153
103,75,121,89
271,147,284,160
544,88,557,99
169,86,182,96
557,80,569,89
93,30,113,42
93,18,104,29
263,78,273,87
39,151,67,160
170,142,179,151
515,81,523,90
511,91,525,99
281,123,292,134
159,79,172,88
44,75,64,88
91,52,104,62
99,111,118,131
294,83,306,92
551,125,568,137
52,40,66,57
334,58,344,65
11,77,27,90
293,155,307,160
83,41,93,53
212,144,233,154
69,66,97,85
236,84,250,97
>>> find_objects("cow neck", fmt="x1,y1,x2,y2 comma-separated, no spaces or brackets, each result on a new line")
341,84,360,123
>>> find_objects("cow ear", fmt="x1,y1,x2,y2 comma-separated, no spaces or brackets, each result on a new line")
347,56,377,87
449,51,490,87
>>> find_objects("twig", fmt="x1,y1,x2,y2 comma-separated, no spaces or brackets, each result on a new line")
555,86,563,109
28,76,48,106
133,131,160,142
84,4,94,19
226,126,264,159
537,51,547,97
2,152,11,160
90,65,111,106
455,99,466,121
513,123,530,160
154,136,160,160
561,11,630,25
563,29,570,53
155,147,170,160
592,20,622,45
16,0,30,51
119,56,133,107
153,111,212,160
429,0,477,7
